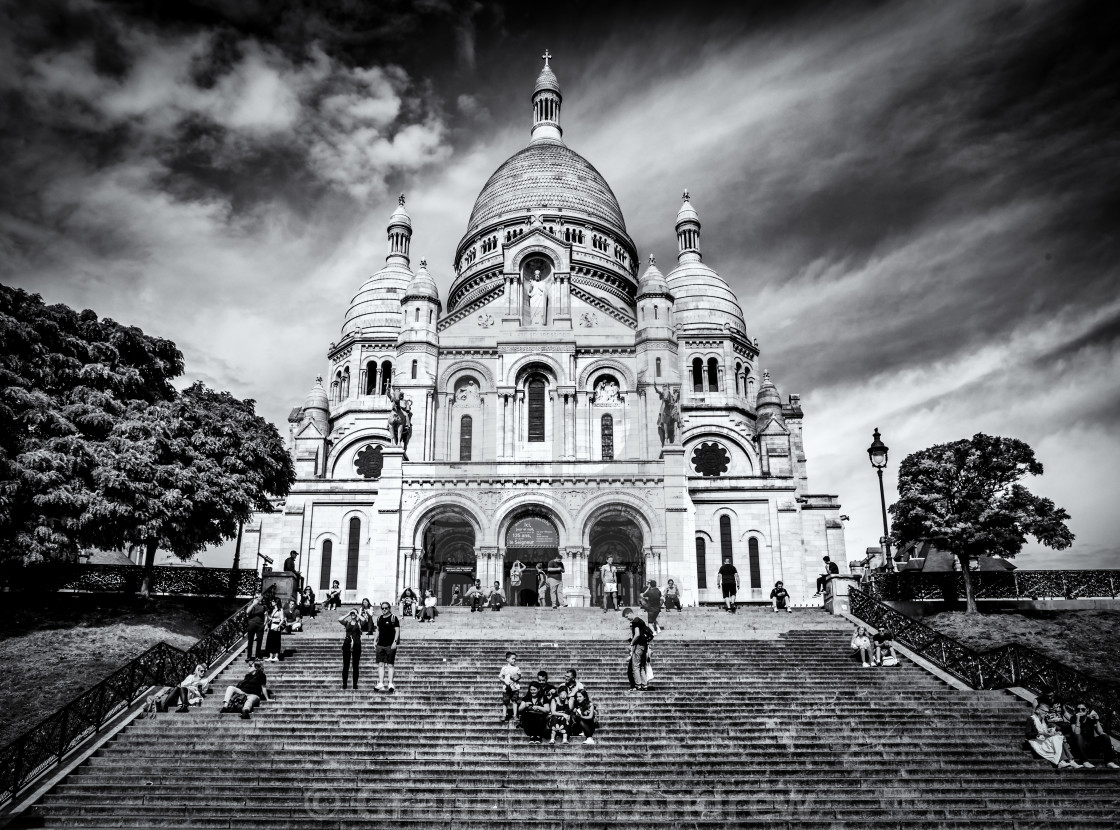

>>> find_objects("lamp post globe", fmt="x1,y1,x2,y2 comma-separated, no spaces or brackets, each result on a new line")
867,428,892,569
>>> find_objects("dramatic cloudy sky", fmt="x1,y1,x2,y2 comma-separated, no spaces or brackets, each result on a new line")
2,0,1118,569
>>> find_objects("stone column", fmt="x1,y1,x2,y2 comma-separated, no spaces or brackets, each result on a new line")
366,446,405,601
660,444,696,606
566,545,590,607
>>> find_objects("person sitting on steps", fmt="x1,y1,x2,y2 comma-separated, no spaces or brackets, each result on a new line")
872,629,898,666
518,679,551,744
450,585,464,607
357,598,375,634
487,581,506,611
221,660,271,720
419,589,439,622
298,586,317,617
770,581,792,614
569,689,598,745
399,586,418,617
850,626,873,667
1069,701,1120,768
465,579,486,612
282,599,302,633
1027,701,1080,769
548,686,573,744
324,580,342,611
158,663,210,713
664,579,682,612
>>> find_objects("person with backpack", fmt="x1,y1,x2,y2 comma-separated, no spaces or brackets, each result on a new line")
534,563,549,607
373,601,401,693
622,607,654,692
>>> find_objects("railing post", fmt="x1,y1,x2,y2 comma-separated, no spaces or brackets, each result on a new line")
56,707,69,767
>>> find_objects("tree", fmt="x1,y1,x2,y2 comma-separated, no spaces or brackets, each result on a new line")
85,383,294,597
889,433,1074,613
0,284,183,563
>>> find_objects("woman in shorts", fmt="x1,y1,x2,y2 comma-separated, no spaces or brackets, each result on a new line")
570,689,598,745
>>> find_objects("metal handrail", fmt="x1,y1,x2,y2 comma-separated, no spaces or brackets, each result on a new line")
0,600,253,807
848,587,1120,734
862,569,1120,602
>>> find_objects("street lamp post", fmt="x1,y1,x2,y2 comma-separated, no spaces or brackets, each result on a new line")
867,428,892,571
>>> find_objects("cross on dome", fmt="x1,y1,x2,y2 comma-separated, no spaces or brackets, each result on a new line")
649,254,656,265
420,258,427,267
399,193,406,206
682,189,690,200
542,49,552,68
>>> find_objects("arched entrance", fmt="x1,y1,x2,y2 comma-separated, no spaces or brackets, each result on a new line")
504,513,559,606
588,510,645,608
420,513,477,604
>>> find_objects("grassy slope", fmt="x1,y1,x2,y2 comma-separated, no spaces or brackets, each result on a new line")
0,595,240,747
921,609,1120,687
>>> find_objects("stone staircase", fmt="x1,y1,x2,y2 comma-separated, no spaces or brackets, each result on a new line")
9,606,1120,829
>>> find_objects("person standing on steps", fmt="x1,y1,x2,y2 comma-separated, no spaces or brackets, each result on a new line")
770,581,792,614
600,556,618,612
499,651,521,723
641,579,663,633
264,597,284,662
622,607,654,692
546,553,567,608
244,593,266,662
716,557,739,613
339,609,363,690
374,601,401,694
535,563,549,607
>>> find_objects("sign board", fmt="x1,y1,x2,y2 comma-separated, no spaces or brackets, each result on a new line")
506,516,559,548
444,565,475,574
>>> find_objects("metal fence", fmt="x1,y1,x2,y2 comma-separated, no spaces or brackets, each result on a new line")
848,587,1120,735
862,570,1120,602
0,600,252,807
1,563,262,597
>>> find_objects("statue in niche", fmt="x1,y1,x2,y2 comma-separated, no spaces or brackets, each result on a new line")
522,258,552,326
387,378,413,452
456,379,480,405
593,378,620,406
653,382,681,446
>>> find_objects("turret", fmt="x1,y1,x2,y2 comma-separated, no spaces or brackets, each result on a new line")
387,192,412,266
530,50,563,144
675,189,701,265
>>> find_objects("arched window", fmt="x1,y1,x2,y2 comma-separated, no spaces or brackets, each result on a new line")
735,362,742,395
319,540,333,590
428,309,433,323
601,414,614,460
341,366,350,399
345,518,360,591
655,358,662,378
414,308,419,322
748,537,762,593
654,305,659,320
692,358,704,393
719,515,733,563
459,414,473,461
365,361,377,395
379,360,392,395
695,537,708,589
707,358,719,392
411,360,418,380
527,378,546,442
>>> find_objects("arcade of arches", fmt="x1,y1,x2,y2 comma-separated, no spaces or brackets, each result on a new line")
405,505,652,607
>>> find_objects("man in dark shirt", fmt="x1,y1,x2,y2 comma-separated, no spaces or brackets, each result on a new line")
221,660,270,719
282,551,297,572
546,554,567,608
770,581,791,614
716,557,739,613
374,602,401,693
640,579,663,633
622,608,653,691
815,556,840,596
244,594,266,662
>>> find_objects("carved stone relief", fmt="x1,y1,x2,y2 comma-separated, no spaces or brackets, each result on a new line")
591,378,621,406
477,313,494,328
579,311,598,328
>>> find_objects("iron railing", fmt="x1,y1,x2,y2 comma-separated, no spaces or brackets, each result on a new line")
863,570,1120,602
849,587,1120,735
0,563,261,597
0,600,253,807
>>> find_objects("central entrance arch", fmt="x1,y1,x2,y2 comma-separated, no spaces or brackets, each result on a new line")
588,509,645,608
420,512,477,605
503,512,559,606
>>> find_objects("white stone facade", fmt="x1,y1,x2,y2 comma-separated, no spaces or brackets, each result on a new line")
247,56,845,607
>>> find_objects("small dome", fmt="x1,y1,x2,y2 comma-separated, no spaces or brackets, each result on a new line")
405,259,440,303
676,190,700,226
389,193,411,229
303,377,329,412
755,371,782,409
666,261,746,334
637,255,671,299
534,50,561,95
342,262,410,337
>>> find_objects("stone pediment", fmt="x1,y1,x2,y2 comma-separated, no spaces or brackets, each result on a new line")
294,419,326,440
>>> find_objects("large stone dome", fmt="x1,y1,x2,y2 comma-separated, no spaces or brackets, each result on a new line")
463,140,628,239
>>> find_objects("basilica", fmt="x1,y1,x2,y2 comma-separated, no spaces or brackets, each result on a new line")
246,56,846,608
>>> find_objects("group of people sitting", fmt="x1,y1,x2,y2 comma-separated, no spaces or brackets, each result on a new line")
1027,696,1119,770
850,626,899,667
499,655,600,745
451,580,506,612
398,587,440,621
